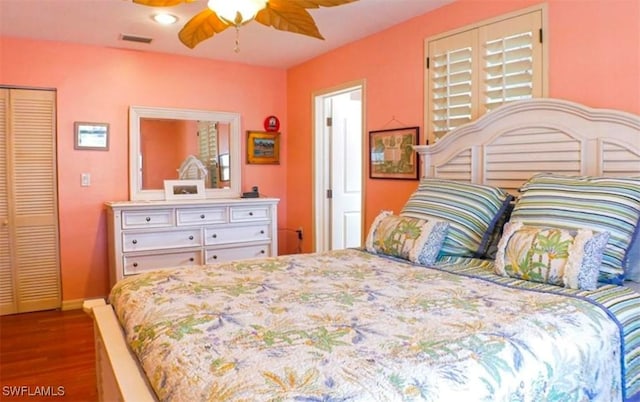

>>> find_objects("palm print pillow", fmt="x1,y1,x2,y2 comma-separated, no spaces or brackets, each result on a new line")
495,221,610,290
365,211,449,266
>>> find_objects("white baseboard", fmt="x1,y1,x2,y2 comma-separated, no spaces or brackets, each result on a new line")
61,299,86,311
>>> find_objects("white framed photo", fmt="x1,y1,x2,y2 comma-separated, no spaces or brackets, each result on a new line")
163,179,206,200
74,121,109,151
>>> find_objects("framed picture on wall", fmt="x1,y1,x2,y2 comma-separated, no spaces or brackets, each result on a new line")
247,131,280,164
74,121,109,151
369,126,420,180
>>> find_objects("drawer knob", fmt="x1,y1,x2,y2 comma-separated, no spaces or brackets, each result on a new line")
132,239,138,244
145,217,151,222
249,212,254,216
189,235,194,240
260,250,265,254
200,214,205,219
260,230,265,234
133,262,138,267
212,234,217,238
212,255,218,260
189,257,194,262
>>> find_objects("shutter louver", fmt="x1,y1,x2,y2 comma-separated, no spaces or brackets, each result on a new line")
483,31,534,111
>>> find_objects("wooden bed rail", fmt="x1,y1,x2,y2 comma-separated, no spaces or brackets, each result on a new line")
83,299,157,402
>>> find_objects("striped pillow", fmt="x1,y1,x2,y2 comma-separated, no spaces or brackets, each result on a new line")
510,173,640,285
401,179,513,258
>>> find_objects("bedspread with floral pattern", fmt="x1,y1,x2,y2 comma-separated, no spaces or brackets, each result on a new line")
109,249,638,402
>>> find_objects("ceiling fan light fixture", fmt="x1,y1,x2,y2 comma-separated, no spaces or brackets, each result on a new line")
207,0,268,26
152,13,178,25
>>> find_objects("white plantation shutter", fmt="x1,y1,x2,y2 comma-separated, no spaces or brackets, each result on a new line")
198,121,218,165
425,9,544,143
429,29,477,139
198,121,218,187
480,11,542,112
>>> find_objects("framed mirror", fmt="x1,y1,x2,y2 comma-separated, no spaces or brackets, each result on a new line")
129,106,242,200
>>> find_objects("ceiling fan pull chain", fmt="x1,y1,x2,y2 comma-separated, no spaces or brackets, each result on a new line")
234,26,241,53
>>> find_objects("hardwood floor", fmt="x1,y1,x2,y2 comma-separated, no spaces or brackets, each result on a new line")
0,309,97,401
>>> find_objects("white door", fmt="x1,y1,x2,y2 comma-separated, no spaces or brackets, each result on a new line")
314,84,363,251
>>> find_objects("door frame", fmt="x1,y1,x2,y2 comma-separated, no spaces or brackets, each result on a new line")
312,80,366,252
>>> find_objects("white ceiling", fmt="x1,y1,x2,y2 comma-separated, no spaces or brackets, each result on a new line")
0,0,453,68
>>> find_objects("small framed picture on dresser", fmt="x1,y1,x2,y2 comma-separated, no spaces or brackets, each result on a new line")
164,180,206,200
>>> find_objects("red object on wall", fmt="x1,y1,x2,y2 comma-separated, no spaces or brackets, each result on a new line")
264,115,280,132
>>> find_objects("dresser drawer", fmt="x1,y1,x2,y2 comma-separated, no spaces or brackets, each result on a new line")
122,229,201,252
122,209,173,229
229,205,270,222
123,251,202,275
204,243,270,264
204,224,270,246
177,207,227,226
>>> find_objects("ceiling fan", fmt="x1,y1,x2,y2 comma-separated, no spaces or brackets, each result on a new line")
133,0,358,51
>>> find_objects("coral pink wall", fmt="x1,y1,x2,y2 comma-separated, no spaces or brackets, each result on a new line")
1,37,288,302
285,0,640,252
141,119,193,188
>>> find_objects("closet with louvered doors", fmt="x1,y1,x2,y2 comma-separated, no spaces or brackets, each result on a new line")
0,87,61,315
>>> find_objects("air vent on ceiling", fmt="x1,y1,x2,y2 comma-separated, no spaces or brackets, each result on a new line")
120,34,153,44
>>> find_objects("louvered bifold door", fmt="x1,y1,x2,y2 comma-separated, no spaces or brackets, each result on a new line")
479,10,543,113
8,89,60,314
427,29,478,142
0,89,17,315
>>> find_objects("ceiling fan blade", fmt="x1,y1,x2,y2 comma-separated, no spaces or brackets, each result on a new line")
178,9,230,49
294,0,358,9
254,2,324,40
132,0,195,6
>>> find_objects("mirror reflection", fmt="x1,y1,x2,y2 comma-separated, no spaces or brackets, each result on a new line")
139,118,231,190
129,106,241,201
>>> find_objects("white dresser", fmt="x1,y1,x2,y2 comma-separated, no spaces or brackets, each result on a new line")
105,198,279,286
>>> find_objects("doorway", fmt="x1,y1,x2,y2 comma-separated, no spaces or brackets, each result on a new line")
313,82,365,252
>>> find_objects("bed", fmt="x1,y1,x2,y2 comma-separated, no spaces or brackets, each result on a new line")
84,98,640,402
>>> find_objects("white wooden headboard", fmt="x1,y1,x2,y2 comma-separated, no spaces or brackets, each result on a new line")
415,98,640,193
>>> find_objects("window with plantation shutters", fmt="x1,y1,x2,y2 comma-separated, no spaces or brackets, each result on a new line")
425,8,545,143
198,121,218,187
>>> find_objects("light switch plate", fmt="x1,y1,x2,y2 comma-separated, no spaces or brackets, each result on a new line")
81,173,91,187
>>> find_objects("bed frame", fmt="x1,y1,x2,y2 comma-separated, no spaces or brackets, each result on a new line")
84,98,640,401
415,98,640,191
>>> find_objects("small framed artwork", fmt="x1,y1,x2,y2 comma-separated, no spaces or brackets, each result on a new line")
369,126,420,180
219,153,230,181
74,121,109,151
163,179,206,200
247,131,280,164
